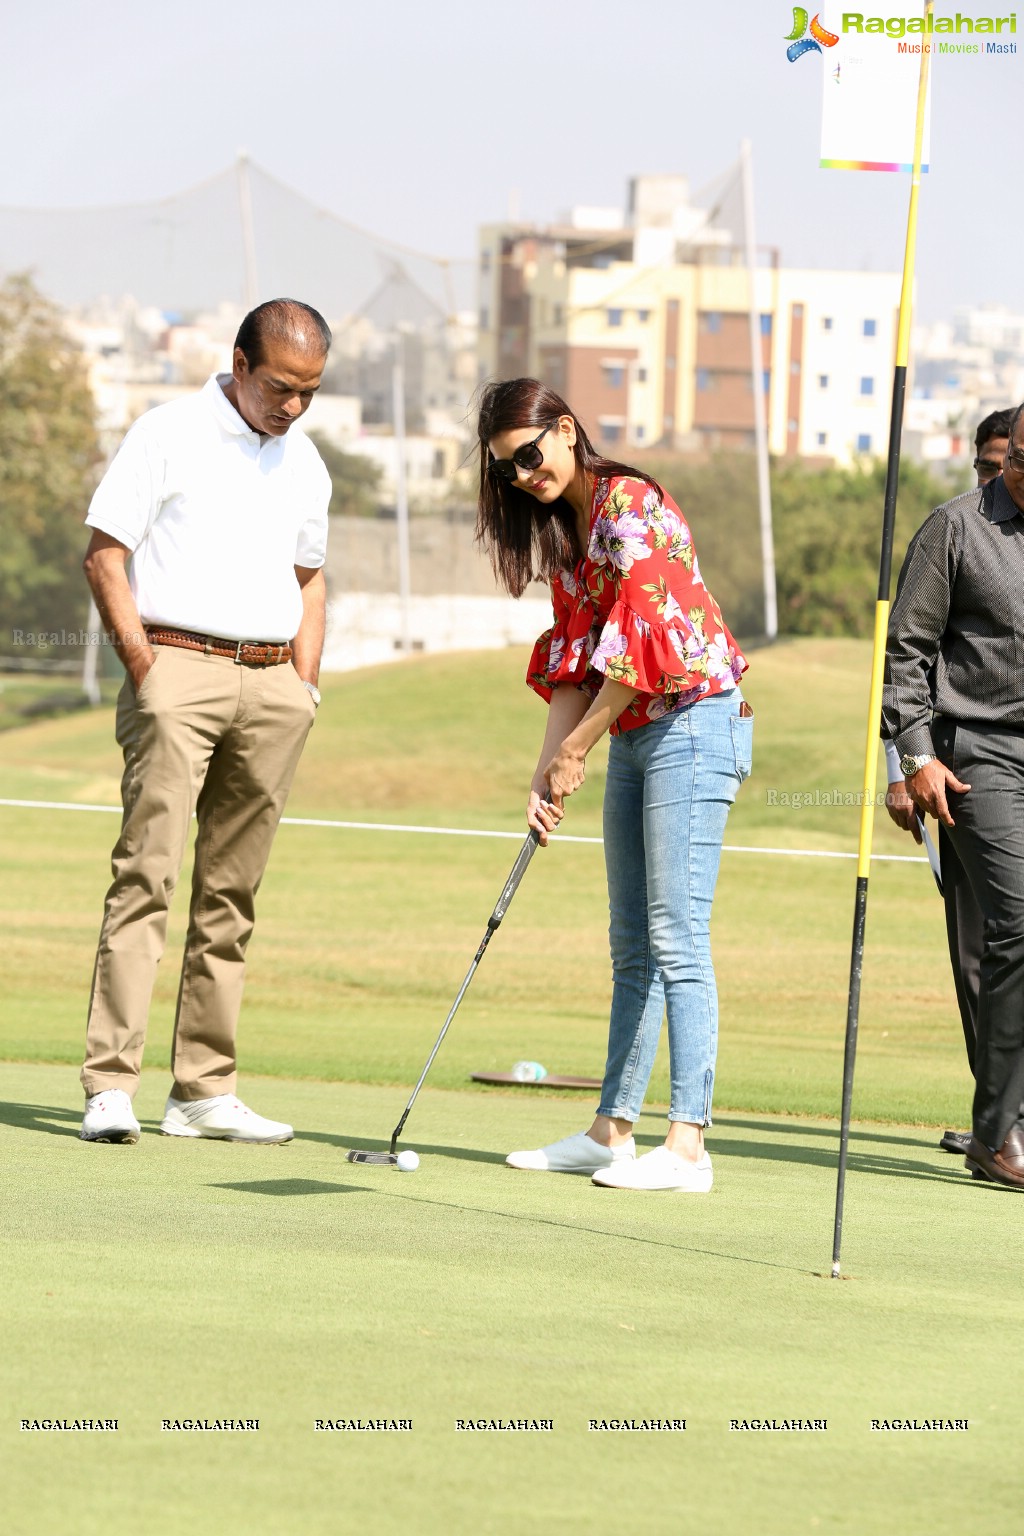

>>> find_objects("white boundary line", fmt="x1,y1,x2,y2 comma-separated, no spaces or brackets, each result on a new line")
0,797,931,865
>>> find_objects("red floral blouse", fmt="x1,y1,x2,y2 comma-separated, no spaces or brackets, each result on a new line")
527,475,748,734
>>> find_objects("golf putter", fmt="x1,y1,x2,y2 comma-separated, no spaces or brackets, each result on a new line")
915,813,944,895
347,814,546,1166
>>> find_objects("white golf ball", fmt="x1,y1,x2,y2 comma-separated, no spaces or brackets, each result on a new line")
396,1149,420,1172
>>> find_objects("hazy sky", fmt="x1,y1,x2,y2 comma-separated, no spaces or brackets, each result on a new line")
1,0,1017,323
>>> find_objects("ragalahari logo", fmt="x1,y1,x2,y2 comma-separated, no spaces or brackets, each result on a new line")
786,7,839,60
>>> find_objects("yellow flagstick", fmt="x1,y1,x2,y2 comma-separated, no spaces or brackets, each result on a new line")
830,2,934,1279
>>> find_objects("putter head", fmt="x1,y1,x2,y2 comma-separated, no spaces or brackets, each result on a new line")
346,1148,397,1166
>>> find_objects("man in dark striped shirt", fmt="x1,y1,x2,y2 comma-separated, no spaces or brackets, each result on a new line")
883,401,1024,1189
883,409,1013,1157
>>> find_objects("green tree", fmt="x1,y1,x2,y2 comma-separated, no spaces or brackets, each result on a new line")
0,274,100,659
306,431,383,519
770,457,956,638
641,451,958,641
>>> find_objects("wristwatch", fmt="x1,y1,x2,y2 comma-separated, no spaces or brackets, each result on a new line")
899,752,933,776
301,680,321,708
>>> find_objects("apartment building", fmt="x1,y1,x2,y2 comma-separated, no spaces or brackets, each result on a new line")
477,175,901,466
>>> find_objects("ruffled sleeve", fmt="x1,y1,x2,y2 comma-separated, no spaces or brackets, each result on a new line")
586,479,747,700
526,567,601,703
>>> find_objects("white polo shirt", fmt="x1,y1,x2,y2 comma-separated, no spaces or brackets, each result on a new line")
86,374,331,642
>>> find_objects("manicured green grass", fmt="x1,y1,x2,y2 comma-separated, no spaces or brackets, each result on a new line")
3,1063,1018,1536
2,640,998,1534
0,669,121,733
0,802,971,1128
0,636,920,843
0,639,973,1126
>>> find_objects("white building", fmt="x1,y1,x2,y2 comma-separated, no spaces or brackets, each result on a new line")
478,173,903,466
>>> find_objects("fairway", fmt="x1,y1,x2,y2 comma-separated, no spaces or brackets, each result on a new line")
1,640,1017,1533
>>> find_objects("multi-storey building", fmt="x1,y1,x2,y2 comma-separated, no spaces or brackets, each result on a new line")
477,175,902,466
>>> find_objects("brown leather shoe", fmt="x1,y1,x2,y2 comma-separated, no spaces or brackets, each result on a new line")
966,1126,1024,1189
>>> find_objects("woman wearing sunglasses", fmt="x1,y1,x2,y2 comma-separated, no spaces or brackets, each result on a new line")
476,377,753,1192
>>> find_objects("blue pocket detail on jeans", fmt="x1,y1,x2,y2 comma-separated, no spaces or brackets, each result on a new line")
730,715,754,782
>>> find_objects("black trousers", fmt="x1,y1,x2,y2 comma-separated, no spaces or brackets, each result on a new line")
934,717,1024,1148
938,824,981,1074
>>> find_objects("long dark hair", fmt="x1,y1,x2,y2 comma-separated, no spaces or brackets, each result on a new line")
475,377,661,597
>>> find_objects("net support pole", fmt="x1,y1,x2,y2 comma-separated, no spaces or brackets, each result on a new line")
81,598,102,706
236,151,260,311
831,4,933,1278
392,339,412,655
741,138,777,642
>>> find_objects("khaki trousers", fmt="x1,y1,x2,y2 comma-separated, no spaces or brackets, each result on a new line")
82,645,316,1101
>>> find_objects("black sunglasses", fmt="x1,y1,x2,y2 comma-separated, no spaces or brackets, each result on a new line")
488,423,557,482
974,456,1004,478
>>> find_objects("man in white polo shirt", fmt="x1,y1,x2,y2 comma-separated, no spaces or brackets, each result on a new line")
79,298,332,1146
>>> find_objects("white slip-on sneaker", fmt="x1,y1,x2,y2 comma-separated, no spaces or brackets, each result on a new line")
160,1094,293,1144
80,1089,141,1145
506,1130,636,1174
592,1145,713,1192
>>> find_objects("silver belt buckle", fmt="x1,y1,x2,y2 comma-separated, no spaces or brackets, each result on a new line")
234,640,247,665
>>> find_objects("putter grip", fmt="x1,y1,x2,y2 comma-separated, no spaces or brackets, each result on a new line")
489,827,541,928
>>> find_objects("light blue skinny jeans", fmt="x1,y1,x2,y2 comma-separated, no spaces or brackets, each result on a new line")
597,689,753,1126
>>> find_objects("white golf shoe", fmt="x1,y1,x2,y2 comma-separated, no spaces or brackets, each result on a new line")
80,1089,141,1144
506,1130,636,1174
160,1094,293,1144
592,1145,713,1192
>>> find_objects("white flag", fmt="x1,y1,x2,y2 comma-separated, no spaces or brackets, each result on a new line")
811,6,933,171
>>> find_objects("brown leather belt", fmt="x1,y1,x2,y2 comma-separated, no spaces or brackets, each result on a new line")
145,626,293,666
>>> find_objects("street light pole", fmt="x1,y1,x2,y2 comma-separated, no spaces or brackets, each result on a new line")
392,334,412,654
